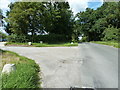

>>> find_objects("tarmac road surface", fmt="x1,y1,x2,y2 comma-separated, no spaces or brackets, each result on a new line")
79,43,118,88
0,42,118,88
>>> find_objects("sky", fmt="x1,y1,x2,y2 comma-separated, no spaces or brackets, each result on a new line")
0,0,103,15
68,0,103,14
0,0,103,33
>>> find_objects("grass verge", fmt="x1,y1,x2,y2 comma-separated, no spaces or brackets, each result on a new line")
0,49,40,88
5,42,78,47
91,41,119,48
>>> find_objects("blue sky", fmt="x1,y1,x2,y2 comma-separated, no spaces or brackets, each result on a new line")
68,0,103,14
88,2,103,10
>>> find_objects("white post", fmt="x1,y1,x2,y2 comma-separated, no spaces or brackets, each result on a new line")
71,42,74,44
28,42,32,45
40,41,43,44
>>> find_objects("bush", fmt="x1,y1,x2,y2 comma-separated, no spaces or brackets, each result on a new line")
7,34,28,43
27,34,69,43
7,34,71,43
102,27,119,41
0,32,7,39
79,36,88,42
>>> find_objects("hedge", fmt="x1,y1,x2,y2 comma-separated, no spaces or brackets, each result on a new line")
7,34,71,43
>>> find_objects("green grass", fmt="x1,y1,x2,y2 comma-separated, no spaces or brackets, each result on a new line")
0,49,40,88
5,42,28,46
5,42,78,47
91,41,119,48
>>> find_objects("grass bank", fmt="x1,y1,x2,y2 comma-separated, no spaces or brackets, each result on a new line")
91,41,119,48
5,42,78,47
0,49,40,88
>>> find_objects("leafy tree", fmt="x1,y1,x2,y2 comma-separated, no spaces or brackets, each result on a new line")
90,18,108,41
40,2,74,39
4,23,13,35
103,2,119,28
0,9,4,27
6,2,45,35
102,26,119,41
7,34,28,43
75,2,120,42
6,1,74,42
76,8,96,41
0,32,7,39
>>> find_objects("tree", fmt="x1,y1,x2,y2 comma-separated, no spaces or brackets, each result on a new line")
6,2,45,35
0,32,7,39
6,1,74,41
103,2,120,28
90,18,108,41
102,26,119,41
75,2,120,42
39,2,74,39
76,8,95,41
0,9,3,27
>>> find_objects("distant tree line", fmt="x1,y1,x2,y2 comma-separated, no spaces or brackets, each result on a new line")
2,1,120,43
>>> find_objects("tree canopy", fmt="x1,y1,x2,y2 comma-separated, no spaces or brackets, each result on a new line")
5,1,120,43
0,9,3,27
6,2,73,38
75,2,120,42
0,32,7,39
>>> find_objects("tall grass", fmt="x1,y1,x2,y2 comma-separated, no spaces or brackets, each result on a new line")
1,50,40,88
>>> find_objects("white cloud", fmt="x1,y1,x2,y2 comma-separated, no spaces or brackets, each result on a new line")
68,0,89,15
88,0,103,2
68,0,103,15
0,0,10,10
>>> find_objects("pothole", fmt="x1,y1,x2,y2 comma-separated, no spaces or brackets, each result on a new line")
59,59,84,64
59,60,71,64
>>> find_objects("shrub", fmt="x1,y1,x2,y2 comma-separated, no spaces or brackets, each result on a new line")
7,34,28,43
0,32,7,39
79,36,88,42
27,34,69,43
102,27,119,41
7,34,71,43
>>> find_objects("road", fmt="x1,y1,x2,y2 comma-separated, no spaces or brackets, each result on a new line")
0,42,6,47
79,43,118,88
0,42,118,88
